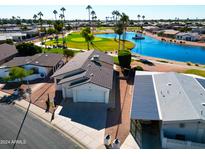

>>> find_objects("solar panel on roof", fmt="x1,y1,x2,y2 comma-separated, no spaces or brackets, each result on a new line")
196,78,205,89
131,75,160,120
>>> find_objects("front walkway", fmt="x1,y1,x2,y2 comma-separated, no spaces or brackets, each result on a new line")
105,66,135,147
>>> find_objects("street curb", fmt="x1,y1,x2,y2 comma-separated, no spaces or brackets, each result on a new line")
14,102,87,149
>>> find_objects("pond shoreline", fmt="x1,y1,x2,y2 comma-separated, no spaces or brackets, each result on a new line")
143,31,205,48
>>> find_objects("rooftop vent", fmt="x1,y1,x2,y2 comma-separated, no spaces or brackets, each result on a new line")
91,54,100,62
167,83,172,86
90,73,94,77
201,103,205,107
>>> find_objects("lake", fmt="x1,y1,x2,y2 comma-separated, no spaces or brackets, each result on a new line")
95,32,205,64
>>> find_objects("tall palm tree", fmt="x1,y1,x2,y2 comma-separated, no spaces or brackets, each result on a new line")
137,14,141,21
37,11,43,42
91,10,96,32
60,7,66,21
142,15,145,21
114,22,124,51
86,5,92,26
120,13,129,50
59,14,65,21
33,14,37,23
53,10,58,20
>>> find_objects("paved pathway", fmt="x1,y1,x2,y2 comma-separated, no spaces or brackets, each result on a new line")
105,68,135,147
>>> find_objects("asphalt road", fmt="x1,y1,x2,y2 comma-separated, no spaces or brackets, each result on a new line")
0,103,82,149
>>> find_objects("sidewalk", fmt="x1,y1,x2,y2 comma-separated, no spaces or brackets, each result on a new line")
0,90,105,149
0,90,139,149
121,133,140,149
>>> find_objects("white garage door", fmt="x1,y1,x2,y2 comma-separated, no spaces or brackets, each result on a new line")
75,89,105,103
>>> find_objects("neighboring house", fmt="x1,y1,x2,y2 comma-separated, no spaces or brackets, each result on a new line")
131,71,205,149
143,26,160,34
159,29,179,38
191,27,205,34
52,50,114,105
0,53,64,81
0,43,18,65
0,32,27,42
176,32,200,41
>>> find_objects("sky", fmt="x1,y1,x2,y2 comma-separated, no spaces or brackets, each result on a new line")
0,5,205,20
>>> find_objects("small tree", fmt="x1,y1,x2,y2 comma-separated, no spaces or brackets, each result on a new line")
118,50,131,68
81,27,94,50
8,67,33,82
63,49,75,62
16,42,42,56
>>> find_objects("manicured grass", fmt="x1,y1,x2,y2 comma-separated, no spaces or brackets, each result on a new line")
184,69,205,77
45,32,135,51
127,26,143,31
113,56,119,65
43,48,80,54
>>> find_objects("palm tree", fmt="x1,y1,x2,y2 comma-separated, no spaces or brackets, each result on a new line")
142,15,145,21
86,5,92,26
114,22,124,51
37,11,43,44
120,13,129,50
91,10,96,32
33,14,37,23
60,7,66,21
59,14,65,20
53,10,58,20
81,27,94,50
137,14,141,21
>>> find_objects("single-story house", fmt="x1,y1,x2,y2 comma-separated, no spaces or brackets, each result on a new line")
0,32,27,42
131,71,205,149
52,50,114,104
159,29,179,38
0,53,64,81
143,26,160,34
191,27,205,34
0,43,18,65
176,32,200,41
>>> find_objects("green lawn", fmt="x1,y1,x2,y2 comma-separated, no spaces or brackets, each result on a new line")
45,32,135,51
113,56,119,65
43,48,80,54
184,69,205,78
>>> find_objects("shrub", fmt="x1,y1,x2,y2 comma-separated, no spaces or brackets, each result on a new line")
134,66,144,71
187,62,192,66
195,63,199,67
16,42,42,56
118,50,131,68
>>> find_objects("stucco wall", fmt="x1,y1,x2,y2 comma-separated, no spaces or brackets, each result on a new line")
162,121,205,143
61,82,110,103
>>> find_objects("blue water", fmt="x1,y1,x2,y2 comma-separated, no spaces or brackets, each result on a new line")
95,32,205,64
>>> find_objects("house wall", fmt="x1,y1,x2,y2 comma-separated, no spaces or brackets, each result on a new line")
24,64,48,77
162,121,205,143
54,69,84,90
0,65,48,80
0,68,9,77
62,82,110,103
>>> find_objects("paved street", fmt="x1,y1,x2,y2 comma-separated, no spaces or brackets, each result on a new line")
0,103,82,149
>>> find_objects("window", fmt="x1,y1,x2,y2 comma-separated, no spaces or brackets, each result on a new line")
179,123,185,128
175,134,185,140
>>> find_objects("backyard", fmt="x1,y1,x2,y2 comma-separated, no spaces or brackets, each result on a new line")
45,32,135,51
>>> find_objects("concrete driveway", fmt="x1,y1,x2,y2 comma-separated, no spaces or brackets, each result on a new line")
59,99,107,130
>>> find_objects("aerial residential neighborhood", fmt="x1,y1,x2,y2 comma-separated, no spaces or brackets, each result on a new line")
1,3,205,151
